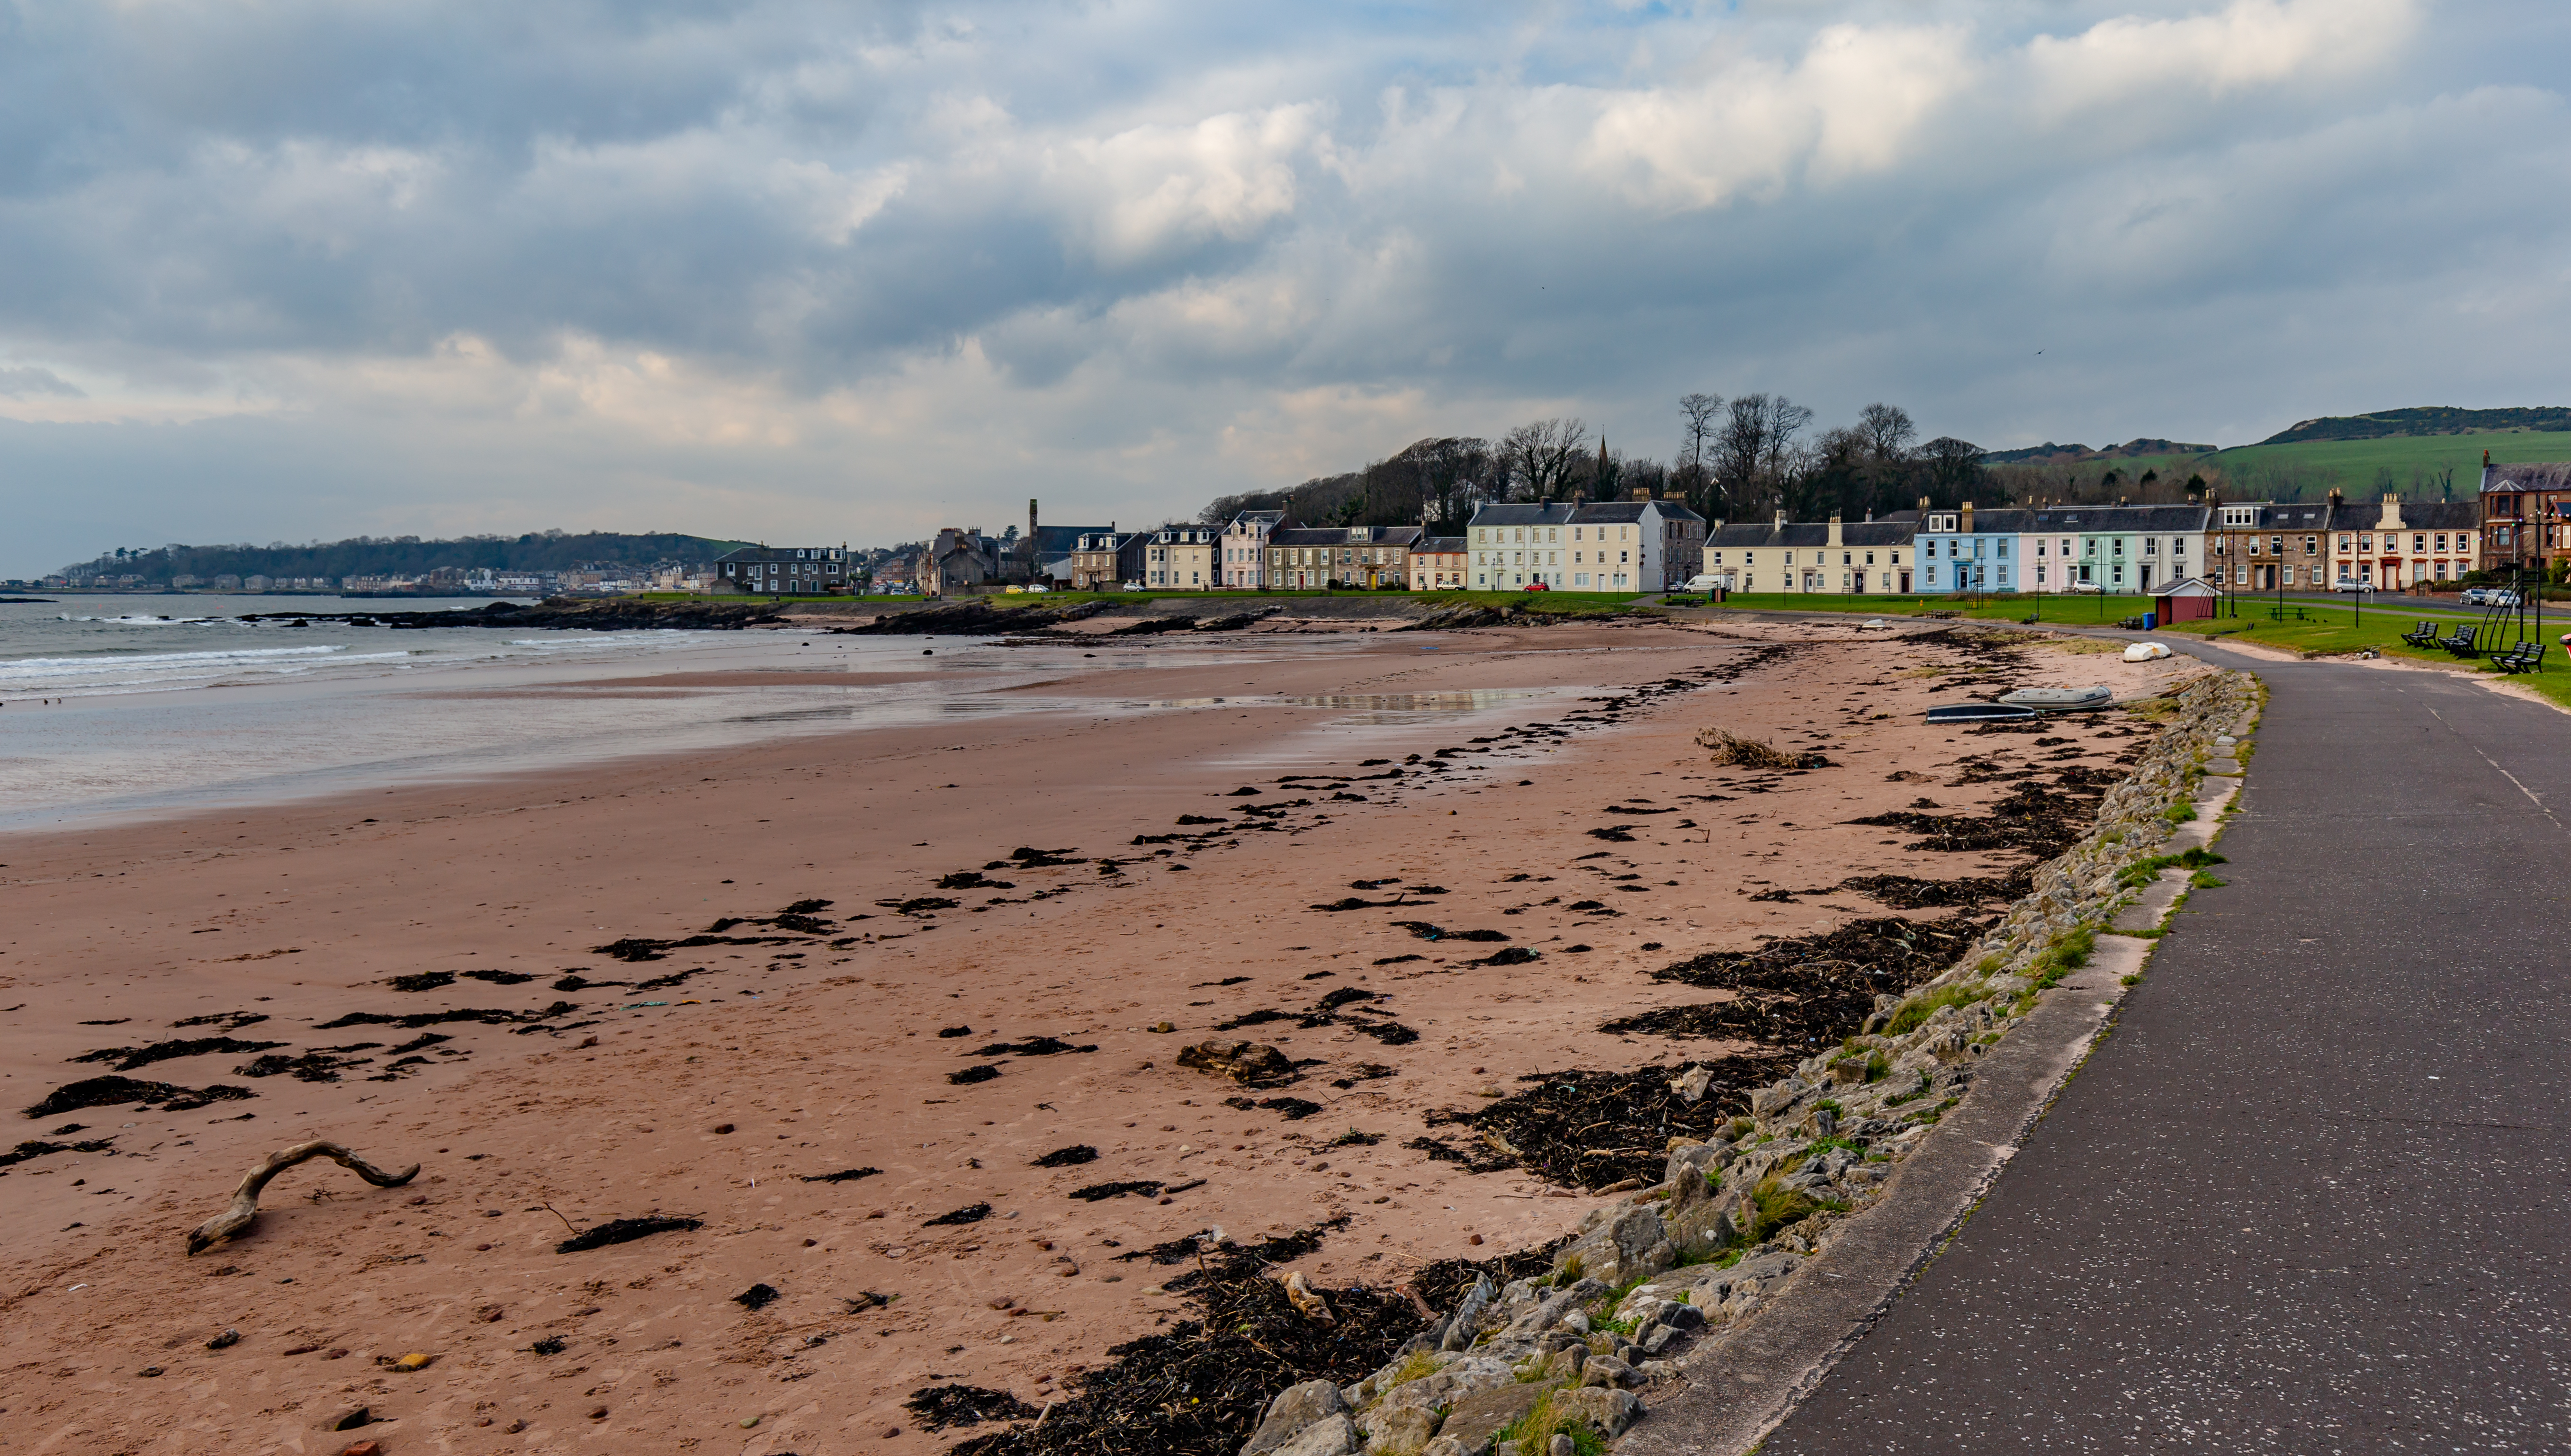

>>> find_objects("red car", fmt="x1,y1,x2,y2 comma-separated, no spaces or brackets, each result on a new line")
1521,581,1550,592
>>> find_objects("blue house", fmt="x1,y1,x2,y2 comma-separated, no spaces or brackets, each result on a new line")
1915,504,2035,593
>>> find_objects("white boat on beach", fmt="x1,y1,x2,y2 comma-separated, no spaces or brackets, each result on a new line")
1996,684,2113,713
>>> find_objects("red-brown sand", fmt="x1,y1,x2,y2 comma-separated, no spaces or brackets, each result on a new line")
0,620,2203,1452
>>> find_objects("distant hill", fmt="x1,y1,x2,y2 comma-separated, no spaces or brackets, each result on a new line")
1981,438,2216,465
58,530,753,584
2258,407,2571,445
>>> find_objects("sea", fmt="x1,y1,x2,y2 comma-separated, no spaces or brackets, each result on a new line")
0,595,1559,831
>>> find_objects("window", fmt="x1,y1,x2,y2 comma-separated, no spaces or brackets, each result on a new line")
1785,551,1795,564
2436,533,2448,551
2270,536,2283,556
1865,551,1876,565
2144,537,2158,555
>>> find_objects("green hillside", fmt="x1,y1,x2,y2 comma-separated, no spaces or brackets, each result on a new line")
2212,431,2571,501
2259,406,2571,444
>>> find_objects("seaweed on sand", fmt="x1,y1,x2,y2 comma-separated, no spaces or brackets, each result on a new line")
908,1386,1045,1431
71,1036,285,1072
1611,914,1993,1045
1843,776,2109,859
316,1002,578,1030
937,1221,1422,1456
556,1215,704,1253
1415,1056,1796,1190
1069,1179,1164,1201
25,1076,253,1118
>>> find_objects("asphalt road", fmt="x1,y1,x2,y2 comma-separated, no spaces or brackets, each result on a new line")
1756,641,2571,1454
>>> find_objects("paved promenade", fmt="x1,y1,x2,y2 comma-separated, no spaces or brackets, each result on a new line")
1758,644,2571,1453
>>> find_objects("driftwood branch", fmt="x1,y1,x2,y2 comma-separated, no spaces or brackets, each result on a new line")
187,1139,420,1256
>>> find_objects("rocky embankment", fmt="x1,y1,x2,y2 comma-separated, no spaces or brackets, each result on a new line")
240,598,792,630
1233,666,2258,1456
239,594,1633,635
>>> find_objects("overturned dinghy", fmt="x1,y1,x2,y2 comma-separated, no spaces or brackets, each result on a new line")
1997,684,2113,713
1925,702,2040,724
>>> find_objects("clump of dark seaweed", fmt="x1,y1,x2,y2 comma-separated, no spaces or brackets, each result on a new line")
1615,913,1992,1045
72,1036,285,1072
25,1076,253,1118
1069,1180,1163,1202
1417,1055,1796,1189
972,1036,1098,1057
1031,1145,1098,1168
940,1221,1419,1456
908,1385,1045,1431
556,1215,702,1253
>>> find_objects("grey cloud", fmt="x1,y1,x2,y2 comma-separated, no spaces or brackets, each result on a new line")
4,0,2571,575
0,365,82,397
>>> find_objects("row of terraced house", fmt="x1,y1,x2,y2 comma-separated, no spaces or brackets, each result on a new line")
1692,490,2496,596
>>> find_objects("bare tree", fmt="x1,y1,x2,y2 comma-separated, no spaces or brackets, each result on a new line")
1679,393,1723,472
1501,417,1591,501
1856,403,1916,463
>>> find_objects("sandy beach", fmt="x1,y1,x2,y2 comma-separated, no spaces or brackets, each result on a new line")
0,615,2206,1453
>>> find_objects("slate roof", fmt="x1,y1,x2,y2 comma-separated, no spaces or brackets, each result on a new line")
2329,500,2477,531
1417,536,1466,554
1468,503,1581,527
2016,504,2212,533
1573,500,1708,524
1707,520,1920,549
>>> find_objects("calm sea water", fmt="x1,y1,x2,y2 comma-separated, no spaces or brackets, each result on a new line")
0,595,1556,831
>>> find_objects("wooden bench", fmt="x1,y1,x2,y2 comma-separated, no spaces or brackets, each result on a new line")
2442,626,2481,657
2401,620,2441,647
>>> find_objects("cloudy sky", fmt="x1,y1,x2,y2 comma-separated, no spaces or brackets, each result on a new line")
3,0,2564,573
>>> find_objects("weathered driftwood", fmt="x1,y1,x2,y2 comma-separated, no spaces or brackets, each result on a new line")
187,1139,419,1255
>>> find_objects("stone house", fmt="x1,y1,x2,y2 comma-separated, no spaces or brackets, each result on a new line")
1069,529,1149,590
1265,525,1421,589
715,545,853,595
2472,461,2568,581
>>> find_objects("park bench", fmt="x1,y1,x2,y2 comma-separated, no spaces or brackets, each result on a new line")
2493,642,2544,674
2441,625,2481,657
2401,620,2440,647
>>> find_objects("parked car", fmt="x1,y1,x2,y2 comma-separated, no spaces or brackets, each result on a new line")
2333,578,2372,593
1022,583,1050,593
2461,587,2519,607
1682,573,1726,592
1521,581,1551,592
2066,581,2104,594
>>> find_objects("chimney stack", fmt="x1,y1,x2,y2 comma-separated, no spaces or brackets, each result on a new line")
1961,501,1976,534
1827,515,1843,548
1774,509,1788,532
1633,487,1651,502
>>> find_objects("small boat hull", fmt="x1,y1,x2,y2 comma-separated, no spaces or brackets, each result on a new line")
1997,684,2113,713
1925,703,2039,724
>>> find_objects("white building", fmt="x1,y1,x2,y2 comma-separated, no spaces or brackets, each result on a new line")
1222,509,1286,588
1466,496,1707,591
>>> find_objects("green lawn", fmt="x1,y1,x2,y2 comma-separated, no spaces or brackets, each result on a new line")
1707,591,2162,624
1707,590,2571,707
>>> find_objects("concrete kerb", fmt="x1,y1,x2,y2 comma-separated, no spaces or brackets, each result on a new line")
1618,672,2257,1456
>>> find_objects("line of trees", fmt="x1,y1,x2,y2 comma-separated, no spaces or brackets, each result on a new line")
54,530,749,583
1203,395,2003,531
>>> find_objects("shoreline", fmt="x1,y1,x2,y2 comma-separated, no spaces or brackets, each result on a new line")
0,619,2207,1452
